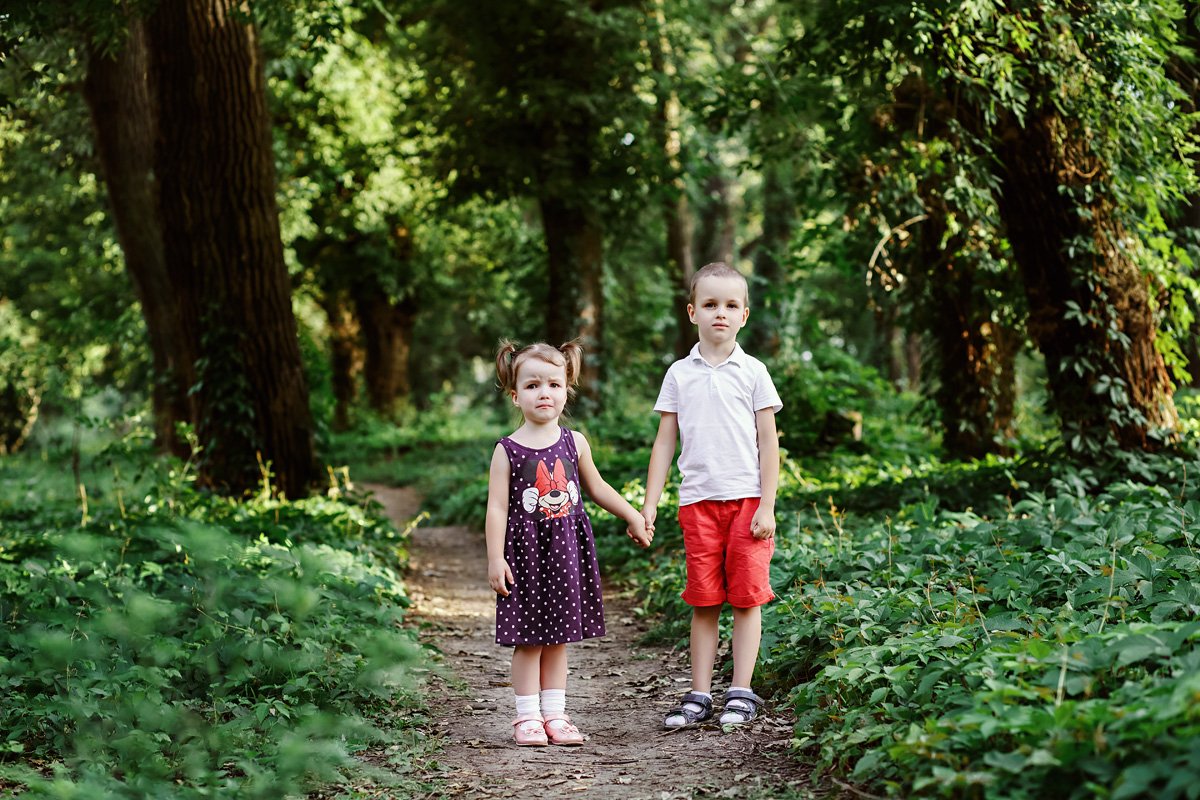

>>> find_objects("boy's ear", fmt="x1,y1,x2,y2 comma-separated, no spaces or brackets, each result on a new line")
687,303,696,323
742,306,750,323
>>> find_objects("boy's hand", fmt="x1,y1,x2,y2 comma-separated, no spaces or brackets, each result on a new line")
750,507,776,540
627,515,652,548
488,557,514,596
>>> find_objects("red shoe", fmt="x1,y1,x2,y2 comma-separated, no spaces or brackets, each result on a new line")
513,714,548,746
543,713,585,746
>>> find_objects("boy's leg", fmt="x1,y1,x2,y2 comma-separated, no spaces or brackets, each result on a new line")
689,604,722,693
729,605,762,689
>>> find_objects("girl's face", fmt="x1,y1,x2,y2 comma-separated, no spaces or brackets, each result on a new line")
511,357,568,425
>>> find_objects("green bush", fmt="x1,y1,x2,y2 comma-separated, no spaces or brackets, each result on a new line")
0,460,423,798
762,455,1200,799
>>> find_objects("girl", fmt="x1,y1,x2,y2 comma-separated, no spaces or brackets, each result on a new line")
486,340,652,746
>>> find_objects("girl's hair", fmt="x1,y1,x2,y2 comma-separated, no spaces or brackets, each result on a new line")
495,339,584,398
689,261,749,305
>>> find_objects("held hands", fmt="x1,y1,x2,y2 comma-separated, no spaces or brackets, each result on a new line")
488,557,514,596
750,506,776,540
626,513,652,548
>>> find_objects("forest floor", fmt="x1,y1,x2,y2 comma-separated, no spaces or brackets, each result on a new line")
363,483,836,800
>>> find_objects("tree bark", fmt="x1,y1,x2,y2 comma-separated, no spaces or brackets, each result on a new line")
82,19,189,456
538,195,604,404
921,220,1018,459
695,170,736,266
744,162,794,358
648,2,696,361
993,110,1178,450
320,287,363,431
145,0,316,497
1172,11,1200,387
353,288,415,418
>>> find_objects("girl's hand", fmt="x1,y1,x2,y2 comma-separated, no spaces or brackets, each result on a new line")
489,557,514,596
626,515,652,548
750,506,776,540
641,505,657,536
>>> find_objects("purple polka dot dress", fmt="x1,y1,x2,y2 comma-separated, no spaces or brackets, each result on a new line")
495,427,606,647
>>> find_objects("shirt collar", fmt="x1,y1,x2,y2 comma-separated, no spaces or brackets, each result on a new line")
689,342,746,369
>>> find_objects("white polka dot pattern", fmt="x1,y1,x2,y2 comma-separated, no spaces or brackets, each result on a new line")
495,427,606,647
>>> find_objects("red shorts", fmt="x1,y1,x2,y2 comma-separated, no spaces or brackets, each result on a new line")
678,498,775,608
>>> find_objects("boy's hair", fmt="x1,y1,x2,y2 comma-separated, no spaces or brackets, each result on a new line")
495,339,584,398
689,262,749,305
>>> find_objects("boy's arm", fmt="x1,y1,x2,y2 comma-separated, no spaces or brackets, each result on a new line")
750,408,779,540
572,431,651,547
485,444,515,594
642,412,678,529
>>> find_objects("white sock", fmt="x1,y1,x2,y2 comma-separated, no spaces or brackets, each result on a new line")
540,688,566,716
515,693,540,718
728,686,752,695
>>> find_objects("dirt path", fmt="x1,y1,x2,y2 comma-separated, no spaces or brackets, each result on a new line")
366,484,823,800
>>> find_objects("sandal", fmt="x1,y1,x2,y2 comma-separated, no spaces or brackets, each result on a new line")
512,714,548,746
663,691,713,728
543,712,585,746
719,688,764,725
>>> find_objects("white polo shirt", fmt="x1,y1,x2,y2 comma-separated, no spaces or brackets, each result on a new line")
654,343,782,506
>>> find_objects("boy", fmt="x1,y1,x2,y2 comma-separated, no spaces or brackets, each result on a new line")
642,261,781,728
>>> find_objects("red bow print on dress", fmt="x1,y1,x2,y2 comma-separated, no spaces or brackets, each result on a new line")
522,458,580,519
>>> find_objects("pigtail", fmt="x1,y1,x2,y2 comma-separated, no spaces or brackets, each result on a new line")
495,339,519,395
558,339,584,390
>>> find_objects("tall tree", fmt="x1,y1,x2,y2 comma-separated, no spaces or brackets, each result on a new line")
404,0,655,400
82,17,189,456
141,0,316,495
800,0,1195,454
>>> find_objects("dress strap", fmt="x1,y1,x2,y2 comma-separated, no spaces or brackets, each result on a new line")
559,427,578,460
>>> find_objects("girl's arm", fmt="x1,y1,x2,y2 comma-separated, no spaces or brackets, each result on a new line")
750,408,779,540
572,431,652,547
642,412,678,529
485,443,515,594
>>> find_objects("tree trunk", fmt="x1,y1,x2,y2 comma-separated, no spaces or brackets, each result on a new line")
353,288,415,418
145,0,316,497
922,228,1018,458
538,195,604,405
320,288,363,431
82,19,189,456
993,110,1178,450
648,2,696,361
695,170,735,266
667,190,696,360
744,161,794,358
1172,11,1200,387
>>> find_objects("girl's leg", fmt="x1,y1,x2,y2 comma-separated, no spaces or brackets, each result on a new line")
689,604,722,693
539,644,584,743
729,605,762,689
539,643,568,690
511,644,543,697
511,645,548,745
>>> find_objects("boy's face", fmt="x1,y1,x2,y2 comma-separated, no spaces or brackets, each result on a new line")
688,275,749,347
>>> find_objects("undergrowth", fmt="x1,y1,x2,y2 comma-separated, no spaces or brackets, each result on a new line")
0,429,434,799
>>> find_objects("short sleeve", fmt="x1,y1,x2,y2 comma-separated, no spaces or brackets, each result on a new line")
653,368,679,413
754,365,782,414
